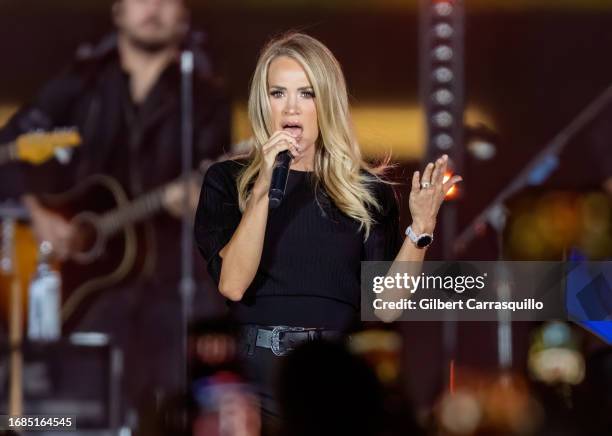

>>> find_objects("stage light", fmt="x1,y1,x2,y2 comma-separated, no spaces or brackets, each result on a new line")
433,111,453,128
467,139,496,160
433,88,454,105
421,0,464,255
433,2,454,17
465,123,498,160
433,23,454,39
421,0,463,153
433,67,454,83
528,321,585,386
433,45,453,62
444,171,459,199
434,133,453,149
438,391,482,434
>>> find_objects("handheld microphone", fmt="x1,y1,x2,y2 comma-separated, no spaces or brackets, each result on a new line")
268,150,293,209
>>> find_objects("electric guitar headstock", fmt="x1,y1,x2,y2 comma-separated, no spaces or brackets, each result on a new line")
15,128,81,165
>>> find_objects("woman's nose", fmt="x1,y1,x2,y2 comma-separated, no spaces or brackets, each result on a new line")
283,95,300,115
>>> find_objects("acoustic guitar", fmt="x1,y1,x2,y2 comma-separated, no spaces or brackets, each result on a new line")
38,154,231,332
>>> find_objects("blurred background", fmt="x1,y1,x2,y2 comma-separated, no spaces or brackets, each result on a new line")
0,0,611,435
1,0,611,254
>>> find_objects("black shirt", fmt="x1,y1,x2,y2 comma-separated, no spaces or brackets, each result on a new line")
194,159,402,329
0,35,231,285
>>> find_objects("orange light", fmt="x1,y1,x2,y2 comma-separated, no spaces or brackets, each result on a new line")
443,171,459,200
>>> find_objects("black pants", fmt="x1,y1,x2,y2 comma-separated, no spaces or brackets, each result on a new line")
238,337,285,435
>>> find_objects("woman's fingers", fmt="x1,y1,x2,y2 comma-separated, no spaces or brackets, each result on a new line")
262,132,300,160
263,140,300,162
274,139,300,158
266,131,299,148
268,129,295,143
411,171,421,193
421,161,435,186
262,137,295,153
431,155,448,187
263,132,299,153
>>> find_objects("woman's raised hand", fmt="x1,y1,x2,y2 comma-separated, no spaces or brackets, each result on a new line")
251,131,302,200
409,154,463,234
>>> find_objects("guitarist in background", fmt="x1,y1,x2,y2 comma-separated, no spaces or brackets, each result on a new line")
0,0,231,419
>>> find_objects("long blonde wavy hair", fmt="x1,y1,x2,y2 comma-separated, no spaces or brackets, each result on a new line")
237,32,388,238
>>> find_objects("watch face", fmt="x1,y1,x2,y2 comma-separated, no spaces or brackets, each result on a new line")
416,235,433,248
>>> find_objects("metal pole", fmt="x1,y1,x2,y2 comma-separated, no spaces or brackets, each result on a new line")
180,50,196,394
419,0,466,391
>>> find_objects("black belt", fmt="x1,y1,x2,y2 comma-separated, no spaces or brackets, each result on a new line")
239,325,344,356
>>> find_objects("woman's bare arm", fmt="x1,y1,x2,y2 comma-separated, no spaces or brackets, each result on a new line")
375,155,462,321
216,131,299,301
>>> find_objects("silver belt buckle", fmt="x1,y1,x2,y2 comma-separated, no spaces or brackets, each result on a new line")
271,326,306,356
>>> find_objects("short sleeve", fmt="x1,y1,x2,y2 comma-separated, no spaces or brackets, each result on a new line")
194,161,242,284
363,181,402,261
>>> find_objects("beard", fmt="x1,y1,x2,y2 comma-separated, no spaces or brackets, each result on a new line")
125,33,178,53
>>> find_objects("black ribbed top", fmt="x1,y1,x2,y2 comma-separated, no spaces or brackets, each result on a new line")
195,160,401,329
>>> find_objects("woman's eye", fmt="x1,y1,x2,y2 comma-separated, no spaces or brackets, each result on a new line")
301,91,315,98
270,90,284,98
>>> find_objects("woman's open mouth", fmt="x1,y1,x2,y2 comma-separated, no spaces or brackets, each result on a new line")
282,122,303,139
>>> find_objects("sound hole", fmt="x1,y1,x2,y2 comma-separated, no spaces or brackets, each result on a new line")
70,213,103,264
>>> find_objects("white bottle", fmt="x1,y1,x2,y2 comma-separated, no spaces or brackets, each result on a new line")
27,241,61,341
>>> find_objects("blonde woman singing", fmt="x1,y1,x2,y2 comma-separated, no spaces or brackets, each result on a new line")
194,32,461,422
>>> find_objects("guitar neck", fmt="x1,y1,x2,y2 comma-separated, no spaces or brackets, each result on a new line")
98,171,199,236
95,153,230,236
0,143,17,165
99,186,167,236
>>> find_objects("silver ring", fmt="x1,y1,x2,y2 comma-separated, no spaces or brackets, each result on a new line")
421,182,431,189
40,240,54,255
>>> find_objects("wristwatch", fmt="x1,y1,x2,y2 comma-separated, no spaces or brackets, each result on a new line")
405,225,434,249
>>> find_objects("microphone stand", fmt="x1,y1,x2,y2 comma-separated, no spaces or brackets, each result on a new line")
454,84,612,255
179,50,195,395
454,84,612,371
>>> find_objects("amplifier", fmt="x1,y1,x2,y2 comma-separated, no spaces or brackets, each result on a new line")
0,333,122,433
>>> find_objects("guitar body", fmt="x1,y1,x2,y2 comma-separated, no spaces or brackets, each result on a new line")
41,175,155,332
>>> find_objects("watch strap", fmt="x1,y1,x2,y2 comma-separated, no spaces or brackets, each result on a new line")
405,225,434,248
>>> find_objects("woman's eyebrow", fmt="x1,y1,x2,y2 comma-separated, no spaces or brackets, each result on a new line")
268,85,313,90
